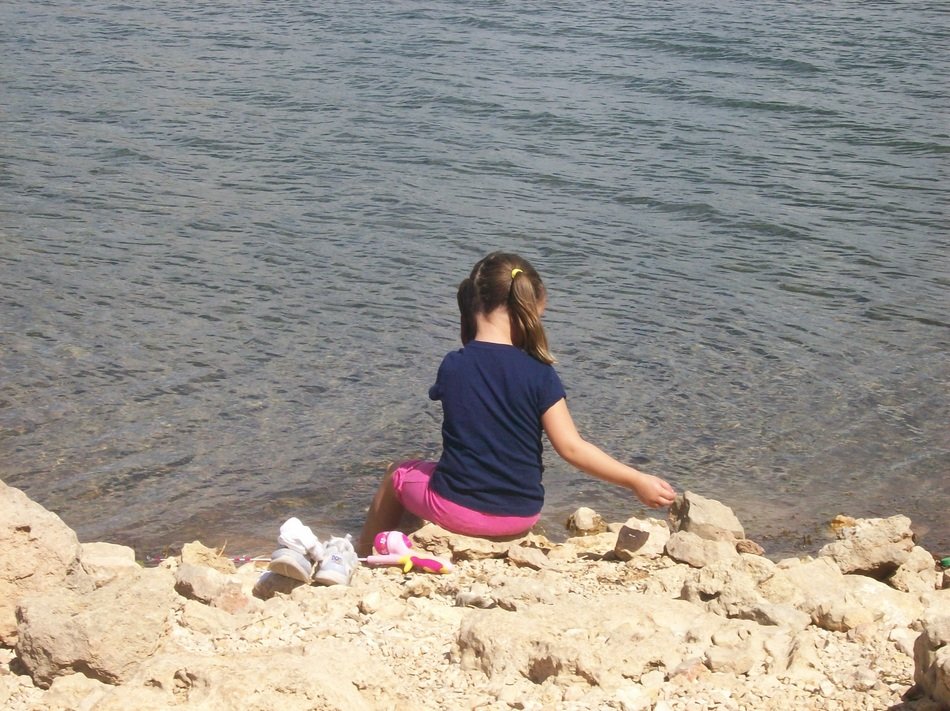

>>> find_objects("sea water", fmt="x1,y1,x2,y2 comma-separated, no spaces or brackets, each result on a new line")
1,0,947,558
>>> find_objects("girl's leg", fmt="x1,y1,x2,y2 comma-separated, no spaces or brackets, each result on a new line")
357,463,404,557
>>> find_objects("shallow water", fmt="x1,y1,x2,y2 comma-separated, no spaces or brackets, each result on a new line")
1,0,947,559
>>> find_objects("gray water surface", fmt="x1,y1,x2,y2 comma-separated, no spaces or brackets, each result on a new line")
2,0,947,558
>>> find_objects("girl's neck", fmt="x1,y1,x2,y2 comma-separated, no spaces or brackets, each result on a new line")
473,307,513,345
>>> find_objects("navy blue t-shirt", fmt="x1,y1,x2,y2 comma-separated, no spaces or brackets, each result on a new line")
428,340,566,516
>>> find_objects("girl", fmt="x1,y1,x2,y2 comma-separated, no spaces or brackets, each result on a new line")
357,251,676,556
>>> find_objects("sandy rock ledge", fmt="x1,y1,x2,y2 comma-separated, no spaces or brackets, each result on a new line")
2,481,948,710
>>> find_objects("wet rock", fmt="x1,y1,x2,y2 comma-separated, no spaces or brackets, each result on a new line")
566,507,606,536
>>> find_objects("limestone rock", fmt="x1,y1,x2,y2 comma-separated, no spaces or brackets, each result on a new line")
15,567,178,688
704,624,765,675
252,570,303,599
179,541,236,575
664,530,739,568
914,612,950,707
889,546,939,594
174,562,239,605
410,523,512,560
0,480,91,645
80,542,140,589
456,591,760,689
614,517,670,560
668,491,745,542
760,556,924,632
566,507,606,536
2,483,942,711
179,599,239,637
456,583,495,609
759,557,841,611
42,672,110,710
506,544,550,570
88,645,393,710
818,514,915,578
491,576,557,611
564,531,618,558
681,556,810,630
736,539,766,556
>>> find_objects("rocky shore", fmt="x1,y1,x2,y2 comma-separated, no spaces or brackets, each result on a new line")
2,478,948,711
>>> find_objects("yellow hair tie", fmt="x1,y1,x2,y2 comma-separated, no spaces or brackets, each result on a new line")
511,268,523,279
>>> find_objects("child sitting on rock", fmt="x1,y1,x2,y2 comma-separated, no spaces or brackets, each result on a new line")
357,251,676,556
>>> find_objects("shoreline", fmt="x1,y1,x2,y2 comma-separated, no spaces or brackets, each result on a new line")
119,496,949,570
3,478,948,710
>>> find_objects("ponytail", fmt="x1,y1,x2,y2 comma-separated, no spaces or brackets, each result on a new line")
456,252,554,364
508,271,554,364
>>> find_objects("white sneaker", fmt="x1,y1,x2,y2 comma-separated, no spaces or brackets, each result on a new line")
313,535,359,586
267,548,313,583
277,517,325,562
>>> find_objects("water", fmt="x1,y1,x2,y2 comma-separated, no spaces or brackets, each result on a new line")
1,0,947,560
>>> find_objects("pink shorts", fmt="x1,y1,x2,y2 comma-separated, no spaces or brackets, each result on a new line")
390,460,540,538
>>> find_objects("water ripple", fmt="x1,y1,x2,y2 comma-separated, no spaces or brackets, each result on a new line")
1,0,947,559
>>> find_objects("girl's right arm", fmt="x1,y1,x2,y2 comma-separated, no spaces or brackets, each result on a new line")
541,398,677,509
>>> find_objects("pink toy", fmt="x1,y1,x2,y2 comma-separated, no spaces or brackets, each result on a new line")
363,531,454,574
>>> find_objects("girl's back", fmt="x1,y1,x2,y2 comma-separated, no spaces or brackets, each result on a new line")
429,340,565,516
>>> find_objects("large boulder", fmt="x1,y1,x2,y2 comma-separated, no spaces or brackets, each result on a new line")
0,479,91,644
456,591,775,689
818,514,915,578
668,492,744,542
758,557,923,632
15,567,178,688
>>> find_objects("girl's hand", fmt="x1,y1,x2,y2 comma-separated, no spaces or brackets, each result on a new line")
633,473,677,509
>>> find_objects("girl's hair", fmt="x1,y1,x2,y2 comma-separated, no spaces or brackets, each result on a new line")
457,252,554,364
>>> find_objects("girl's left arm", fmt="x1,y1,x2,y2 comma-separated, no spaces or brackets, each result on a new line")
541,398,676,509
